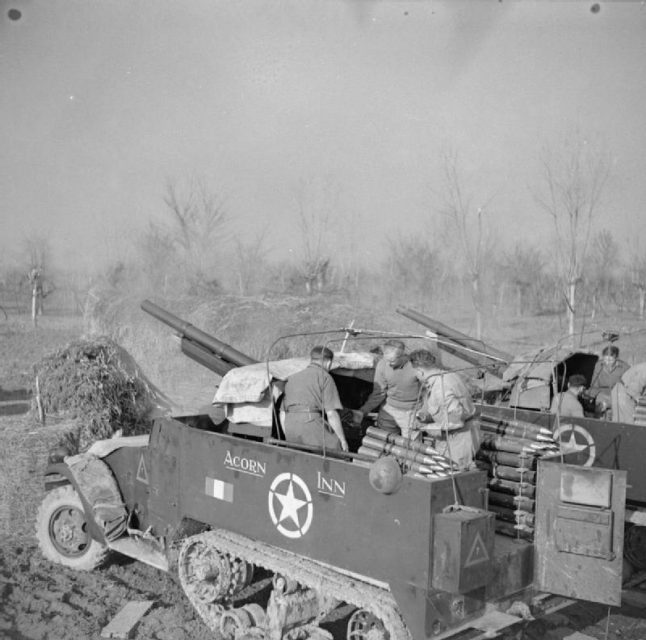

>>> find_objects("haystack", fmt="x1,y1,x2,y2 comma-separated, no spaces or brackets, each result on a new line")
0,415,81,537
31,336,167,453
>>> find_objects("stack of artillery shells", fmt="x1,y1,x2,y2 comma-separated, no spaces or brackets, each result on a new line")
358,426,458,479
476,413,559,541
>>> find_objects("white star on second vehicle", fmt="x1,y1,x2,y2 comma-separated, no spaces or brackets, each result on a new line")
274,479,307,527
563,430,589,452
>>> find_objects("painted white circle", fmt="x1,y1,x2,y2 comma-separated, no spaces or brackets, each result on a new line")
268,472,313,539
553,423,596,467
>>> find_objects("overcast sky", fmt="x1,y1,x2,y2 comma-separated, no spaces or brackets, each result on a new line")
1,1,645,272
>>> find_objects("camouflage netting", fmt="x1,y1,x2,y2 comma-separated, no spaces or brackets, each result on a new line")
0,415,81,537
31,336,162,453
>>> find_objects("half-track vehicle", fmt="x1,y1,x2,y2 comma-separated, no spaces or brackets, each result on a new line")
36,301,629,640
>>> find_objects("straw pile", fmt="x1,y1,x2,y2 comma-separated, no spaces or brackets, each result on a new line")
31,336,157,453
0,415,81,537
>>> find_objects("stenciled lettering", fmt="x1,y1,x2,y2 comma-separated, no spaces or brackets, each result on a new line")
224,450,266,477
317,471,346,498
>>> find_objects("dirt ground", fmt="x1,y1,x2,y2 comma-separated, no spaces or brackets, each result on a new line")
3,310,646,640
2,531,646,640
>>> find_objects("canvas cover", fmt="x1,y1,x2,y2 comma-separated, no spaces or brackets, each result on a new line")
213,351,376,405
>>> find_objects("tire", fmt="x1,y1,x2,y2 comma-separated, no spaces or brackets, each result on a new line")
35,485,108,571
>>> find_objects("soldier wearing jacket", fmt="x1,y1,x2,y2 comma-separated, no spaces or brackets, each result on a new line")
409,349,480,471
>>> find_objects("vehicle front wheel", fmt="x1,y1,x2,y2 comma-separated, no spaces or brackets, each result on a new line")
35,485,108,571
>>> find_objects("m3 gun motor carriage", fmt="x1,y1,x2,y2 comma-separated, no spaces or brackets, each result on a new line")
36,301,628,640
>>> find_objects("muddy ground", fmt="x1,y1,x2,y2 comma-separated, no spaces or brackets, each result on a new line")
3,530,646,640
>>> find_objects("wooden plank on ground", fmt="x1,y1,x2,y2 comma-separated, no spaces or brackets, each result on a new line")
101,600,154,639
563,633,600,640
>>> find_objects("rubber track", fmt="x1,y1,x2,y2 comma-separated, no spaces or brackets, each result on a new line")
179,530,412,640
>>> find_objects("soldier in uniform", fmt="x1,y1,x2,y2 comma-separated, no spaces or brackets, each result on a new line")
282,346,349,452
353,339,420,439
550,374,586,418
409,349,480,471
588,345,630,416
611,362,646,424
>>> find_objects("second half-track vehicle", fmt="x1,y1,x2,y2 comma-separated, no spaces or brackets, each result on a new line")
36,301,629,640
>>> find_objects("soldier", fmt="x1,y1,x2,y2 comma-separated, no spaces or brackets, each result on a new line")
587,346,630,416
409,349,480,471
282,346,349,452
611,362,646,424
550,374,586,418
353,339,420,439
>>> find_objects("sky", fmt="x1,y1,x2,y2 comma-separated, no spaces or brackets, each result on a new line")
1,0,645,273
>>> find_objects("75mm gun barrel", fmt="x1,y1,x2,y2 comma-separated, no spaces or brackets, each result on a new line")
141,300,258,374
396,307,513,372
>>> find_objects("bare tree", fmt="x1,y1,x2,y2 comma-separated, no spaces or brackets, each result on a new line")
629,244,646,320
23,234,55,324
293,175,339,295
534,131,611,337
162,175,228,290
233,227,271,295
385,233,443,307
501,243,546,316
587,229,619,318
438,149,495,339
136,222,178,295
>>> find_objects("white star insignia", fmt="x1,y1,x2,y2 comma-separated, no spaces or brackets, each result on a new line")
274,480,307,527
562,430,589,452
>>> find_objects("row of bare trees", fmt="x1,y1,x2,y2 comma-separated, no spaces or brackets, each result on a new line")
4,130,644,338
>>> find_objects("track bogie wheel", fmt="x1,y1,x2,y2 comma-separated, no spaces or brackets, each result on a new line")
35,485,108,571
178,537,255,606
347,609,389,640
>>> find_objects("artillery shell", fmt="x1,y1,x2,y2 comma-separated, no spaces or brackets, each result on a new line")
363,431,455,469
492,465,536,483
479,434,542,455
366,427,444,457
489,503,535,526
357,446,380,459
488,478,536,498
476,449,537,469
487,490,535,512
488,503,517,523
479,422,556,445
495,520,534,540
361,436,452,472
480,414,552,436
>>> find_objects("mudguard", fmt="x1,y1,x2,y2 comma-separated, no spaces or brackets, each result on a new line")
43,455,128,545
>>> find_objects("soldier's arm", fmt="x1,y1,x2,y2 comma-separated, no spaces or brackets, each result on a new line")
358,362,387,414
326,410,348,451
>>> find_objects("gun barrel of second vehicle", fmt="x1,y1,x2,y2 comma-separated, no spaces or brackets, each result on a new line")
141,299,257,369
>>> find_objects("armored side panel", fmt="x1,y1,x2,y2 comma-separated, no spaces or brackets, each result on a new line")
477,403,646,507
534,460,626,606
152,418,491,639
103,446,151,528
145,419,182,536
